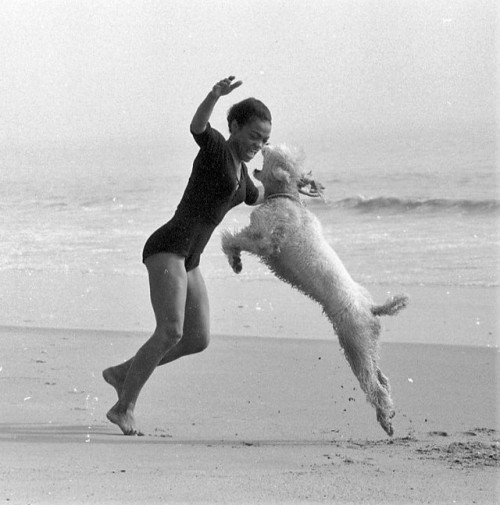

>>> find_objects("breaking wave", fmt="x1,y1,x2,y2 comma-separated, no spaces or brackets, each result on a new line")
330,196,500,214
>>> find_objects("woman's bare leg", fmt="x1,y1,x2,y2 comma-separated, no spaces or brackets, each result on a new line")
106,253,188,435
105,259,211,434
159,266,210,362
103,266,210,395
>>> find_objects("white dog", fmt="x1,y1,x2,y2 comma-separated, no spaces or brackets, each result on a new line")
221,144,408,436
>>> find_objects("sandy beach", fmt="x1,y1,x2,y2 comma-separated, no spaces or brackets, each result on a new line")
1,278,498,504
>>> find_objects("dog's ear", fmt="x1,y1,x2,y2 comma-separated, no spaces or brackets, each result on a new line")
298,171,326,200
271,165,291,183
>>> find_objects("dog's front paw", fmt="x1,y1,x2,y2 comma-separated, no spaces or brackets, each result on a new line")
229,253,242,274
221,230,243,273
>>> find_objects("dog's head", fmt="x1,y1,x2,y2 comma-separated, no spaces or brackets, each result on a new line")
254,144,325,199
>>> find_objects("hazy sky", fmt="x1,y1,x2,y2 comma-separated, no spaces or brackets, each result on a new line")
1,0,497,148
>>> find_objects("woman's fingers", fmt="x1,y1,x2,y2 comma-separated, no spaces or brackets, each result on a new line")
213,76,242,95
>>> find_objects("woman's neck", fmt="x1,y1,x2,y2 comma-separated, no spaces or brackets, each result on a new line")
227,139,242,174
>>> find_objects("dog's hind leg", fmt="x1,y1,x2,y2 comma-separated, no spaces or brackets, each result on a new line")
334,316,395,436
376,368,391,394
373,365,395,435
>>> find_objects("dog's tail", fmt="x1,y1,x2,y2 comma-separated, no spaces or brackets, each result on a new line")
371,294,409,317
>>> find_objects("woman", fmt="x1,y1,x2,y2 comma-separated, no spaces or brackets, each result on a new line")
104,76,272,435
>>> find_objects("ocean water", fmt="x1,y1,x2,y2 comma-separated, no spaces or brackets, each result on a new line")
1,124,498,291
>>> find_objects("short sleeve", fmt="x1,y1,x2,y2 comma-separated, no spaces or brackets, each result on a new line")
191,122,225,151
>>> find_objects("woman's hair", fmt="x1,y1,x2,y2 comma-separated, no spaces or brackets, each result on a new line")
227,97,272,131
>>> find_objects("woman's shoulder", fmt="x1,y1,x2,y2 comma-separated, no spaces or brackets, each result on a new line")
191,122,227,149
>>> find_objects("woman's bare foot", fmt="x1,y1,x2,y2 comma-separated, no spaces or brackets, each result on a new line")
106,402,143,436
102,366,125,398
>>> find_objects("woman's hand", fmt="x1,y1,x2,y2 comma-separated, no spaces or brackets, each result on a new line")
191,76,242,134
211,76,243,98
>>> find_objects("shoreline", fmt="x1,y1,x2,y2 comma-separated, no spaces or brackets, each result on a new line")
0,322,495,350
0,267,497,347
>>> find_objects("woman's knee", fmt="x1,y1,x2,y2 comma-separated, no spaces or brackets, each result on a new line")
153,323,184,350
188,332,210,354
161,330,209,361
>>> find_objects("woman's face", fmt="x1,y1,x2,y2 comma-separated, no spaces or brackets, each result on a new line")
229,118,272,163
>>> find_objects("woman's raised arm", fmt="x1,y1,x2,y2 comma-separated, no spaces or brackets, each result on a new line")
190,76,242,134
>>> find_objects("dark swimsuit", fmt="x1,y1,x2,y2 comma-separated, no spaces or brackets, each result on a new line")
142,123,259,271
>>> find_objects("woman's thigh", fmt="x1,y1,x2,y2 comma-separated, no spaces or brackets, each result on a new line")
145,253,188,332
183,267,210,347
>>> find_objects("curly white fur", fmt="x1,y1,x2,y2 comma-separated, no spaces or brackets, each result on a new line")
222,144,409,436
